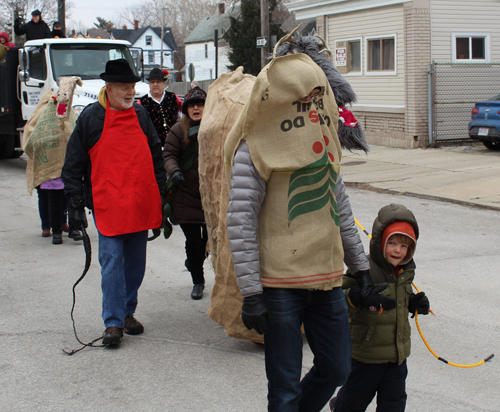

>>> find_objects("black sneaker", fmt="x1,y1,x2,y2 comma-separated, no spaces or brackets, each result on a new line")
52,233,63,245
102,326,123,345
68,230,84,241
124,315,144,335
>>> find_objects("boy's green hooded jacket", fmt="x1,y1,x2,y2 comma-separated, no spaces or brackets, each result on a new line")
343,204,419,365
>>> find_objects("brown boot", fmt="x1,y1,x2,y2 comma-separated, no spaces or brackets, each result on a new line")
42,229,51,237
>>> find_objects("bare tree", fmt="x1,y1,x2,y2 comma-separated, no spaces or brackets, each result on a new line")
0,0,74,32
119,0,231,45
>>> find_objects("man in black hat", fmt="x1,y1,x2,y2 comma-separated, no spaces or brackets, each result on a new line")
138,68,180,147
51,21,66,38
14,10,51,41
62,59,166,346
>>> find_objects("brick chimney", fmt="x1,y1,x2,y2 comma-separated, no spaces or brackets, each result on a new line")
123,25,127,29
218,2,225,15
134,20,139,31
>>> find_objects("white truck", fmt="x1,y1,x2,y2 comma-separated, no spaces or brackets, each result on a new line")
0,38,148,159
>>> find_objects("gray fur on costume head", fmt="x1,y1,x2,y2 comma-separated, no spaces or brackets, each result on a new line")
275,35,369,153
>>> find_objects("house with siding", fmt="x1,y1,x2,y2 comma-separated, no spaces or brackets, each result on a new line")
111,24,177,77
287,0,500,148
183,4,239,81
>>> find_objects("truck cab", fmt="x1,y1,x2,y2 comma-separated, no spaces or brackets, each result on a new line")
0,38,148,159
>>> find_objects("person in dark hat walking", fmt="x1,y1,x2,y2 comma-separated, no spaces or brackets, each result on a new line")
138,68,179,147
14,10,51,41
163,87,208,300
51,21,66,38
62,59,166,346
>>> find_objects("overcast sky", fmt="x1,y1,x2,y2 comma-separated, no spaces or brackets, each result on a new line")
68,0,132,29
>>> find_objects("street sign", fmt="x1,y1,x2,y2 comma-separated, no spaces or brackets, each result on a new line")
256,37,268,48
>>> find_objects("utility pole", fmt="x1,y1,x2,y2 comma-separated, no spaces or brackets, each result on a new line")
57,0,65,33
260,0,269,69
214,29,218,79
160,7,167,69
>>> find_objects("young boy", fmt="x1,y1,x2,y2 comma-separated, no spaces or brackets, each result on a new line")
330,203,430,412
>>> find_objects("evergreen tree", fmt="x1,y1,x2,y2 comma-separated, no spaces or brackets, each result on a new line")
224,0,285,76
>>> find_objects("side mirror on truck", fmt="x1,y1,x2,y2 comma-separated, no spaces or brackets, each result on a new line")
18,48,30,82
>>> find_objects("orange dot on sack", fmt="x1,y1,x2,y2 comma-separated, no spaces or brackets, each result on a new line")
323,135,329,146
313,141,323,154
328,152,335,162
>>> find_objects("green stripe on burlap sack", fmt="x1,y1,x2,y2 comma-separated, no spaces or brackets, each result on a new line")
225,53,344,290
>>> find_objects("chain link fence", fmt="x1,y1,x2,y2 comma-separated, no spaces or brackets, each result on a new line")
429,62,500,144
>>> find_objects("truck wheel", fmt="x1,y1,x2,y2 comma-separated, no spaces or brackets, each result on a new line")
483,141,500,151
0,136,15,159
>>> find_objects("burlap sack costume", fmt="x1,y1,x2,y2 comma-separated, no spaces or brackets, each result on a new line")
198,67,263,342
23,89,77,194
199,54,343,342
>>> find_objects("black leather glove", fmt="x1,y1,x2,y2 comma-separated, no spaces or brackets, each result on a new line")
241,293,273,335
353,270,396,311
349,284,397,312
68,196,87,230
408,292,430,318
170,170,185,185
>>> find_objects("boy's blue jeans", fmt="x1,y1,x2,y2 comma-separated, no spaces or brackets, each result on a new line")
263,287,351,412
97,229,148,328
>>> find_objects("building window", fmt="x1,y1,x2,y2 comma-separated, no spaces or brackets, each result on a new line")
335,38,361,74
148,51,155,64
366,35,396,73
453,33,489,62
205,44,208,59
146,36,152,46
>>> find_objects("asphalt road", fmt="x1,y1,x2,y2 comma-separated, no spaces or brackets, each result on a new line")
1,154,499,412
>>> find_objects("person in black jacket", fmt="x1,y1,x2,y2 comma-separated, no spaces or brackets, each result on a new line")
51,21,65,38
62,59,166,347
14,10,51,41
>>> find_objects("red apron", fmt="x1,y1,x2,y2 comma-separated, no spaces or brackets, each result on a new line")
89,101,162,236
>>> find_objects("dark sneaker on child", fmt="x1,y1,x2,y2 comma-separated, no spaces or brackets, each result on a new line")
102,326,123,345
124,315,144,335
68,230,84,241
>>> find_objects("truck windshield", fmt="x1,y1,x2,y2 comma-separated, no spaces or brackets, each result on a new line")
50,44,138,80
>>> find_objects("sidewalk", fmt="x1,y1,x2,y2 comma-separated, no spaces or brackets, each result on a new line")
341,143,500,210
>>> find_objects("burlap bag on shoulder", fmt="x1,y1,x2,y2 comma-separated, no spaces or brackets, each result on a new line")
198,67,264,343
23,90,76,194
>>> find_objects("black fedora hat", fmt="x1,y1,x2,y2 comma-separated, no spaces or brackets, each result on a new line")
100,59,141,83
147,68,168,81
31,9,41,16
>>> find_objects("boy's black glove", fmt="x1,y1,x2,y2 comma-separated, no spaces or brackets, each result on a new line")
408,292,430,318
241,293,273,335
348,285,397,312
352,270,397,311
68,196,87,230
170,170,185,185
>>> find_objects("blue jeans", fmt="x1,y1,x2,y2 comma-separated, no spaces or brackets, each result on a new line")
97,229,148,328
263,287,351,412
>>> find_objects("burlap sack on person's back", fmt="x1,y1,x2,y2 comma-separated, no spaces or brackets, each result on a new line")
198,67,264,343
23,89,76,194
